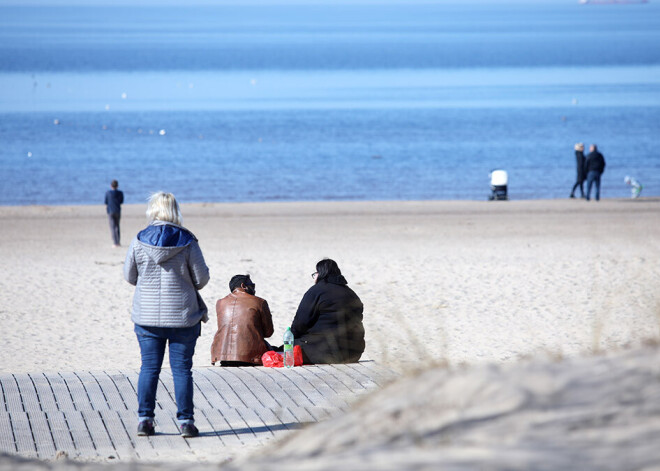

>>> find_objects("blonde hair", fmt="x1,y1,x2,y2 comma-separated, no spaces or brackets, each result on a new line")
574,143,584,151
146,192,182,226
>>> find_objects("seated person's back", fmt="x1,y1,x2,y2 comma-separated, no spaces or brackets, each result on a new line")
291,259,365,364
211,275,274,366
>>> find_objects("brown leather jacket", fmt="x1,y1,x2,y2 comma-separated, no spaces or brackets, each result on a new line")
211,289,274,365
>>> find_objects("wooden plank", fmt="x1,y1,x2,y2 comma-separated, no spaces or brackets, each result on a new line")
58,373,93,411
216,405,253,441
266,404,302,430
234,407,273,442
125,370,178,417
0,411,16,454
28,374,58,412
188,373,214,410
42,373,76,412
193,369,231,409
262,368,316,408
179,407,224,454
292,366,350,409
114,409,159,461
217,369,264,410
196,407,243,446
134,412,183,456
251,406,292,435
250,367,303,408
89,372,129,411
0,377,7,413
13,374,41,413
104,371,138,412
354,362,397,388
73,372,110,411
306,406,336,422
1,376,24,413
44,411,76,455
327,364,371,392
80,410,117,458
26,411,56,459
305,365,353,395
8,411,37,457
282,405,316,424
156,410,185,439
351,361,398,387
226,367,281,409
206,369,301,437
98,410,139,460
223,409,257,440
275,367,325,406
62,411,96,456
204,369,250,408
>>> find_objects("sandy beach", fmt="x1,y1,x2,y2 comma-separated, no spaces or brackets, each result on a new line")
1,198,660,469
1,198,658,374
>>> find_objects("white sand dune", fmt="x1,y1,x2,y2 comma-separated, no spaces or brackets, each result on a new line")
231,343,660,471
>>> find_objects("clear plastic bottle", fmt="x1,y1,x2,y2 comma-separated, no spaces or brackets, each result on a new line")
283,327,295,368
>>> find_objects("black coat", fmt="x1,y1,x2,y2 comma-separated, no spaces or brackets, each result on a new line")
291,275,365,364
575,150,586,182
584,150,606,174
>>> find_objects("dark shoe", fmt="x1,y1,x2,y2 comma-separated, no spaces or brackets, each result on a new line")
137,420,155,436
569,194,575,198
180,423,199,438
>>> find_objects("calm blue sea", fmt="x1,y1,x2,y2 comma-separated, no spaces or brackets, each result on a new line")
1,1,659,205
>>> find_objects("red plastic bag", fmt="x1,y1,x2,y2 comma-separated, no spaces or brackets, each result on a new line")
261,351,283,367
261,346,303,367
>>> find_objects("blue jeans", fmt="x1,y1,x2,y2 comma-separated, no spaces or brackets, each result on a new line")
108,213,121,245
585,171,602,201
134,323,200,425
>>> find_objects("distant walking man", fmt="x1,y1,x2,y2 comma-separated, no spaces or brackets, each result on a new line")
105,179,124,247
584,144,606,201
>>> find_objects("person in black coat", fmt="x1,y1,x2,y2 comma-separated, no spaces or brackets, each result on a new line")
104,179,124,247
290,259,365,364
584,144,606,201
570,143,586,199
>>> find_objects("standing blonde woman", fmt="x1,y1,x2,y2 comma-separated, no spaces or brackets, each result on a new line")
570,142,586,199
124,192,210,438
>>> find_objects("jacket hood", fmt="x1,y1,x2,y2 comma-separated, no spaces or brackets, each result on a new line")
137,222,197,265
326,274,348,285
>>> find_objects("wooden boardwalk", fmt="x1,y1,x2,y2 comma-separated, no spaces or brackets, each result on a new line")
0,363,395,462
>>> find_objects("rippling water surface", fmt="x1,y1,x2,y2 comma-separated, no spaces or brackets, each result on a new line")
1,1,659,204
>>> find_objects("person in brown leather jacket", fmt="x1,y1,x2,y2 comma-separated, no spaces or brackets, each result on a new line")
211,275,274,366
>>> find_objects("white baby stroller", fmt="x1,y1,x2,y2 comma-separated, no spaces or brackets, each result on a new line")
488,169,508,201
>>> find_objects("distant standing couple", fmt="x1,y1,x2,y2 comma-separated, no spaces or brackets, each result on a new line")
570,143,606,201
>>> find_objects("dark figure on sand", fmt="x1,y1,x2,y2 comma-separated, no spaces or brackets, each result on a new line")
211,274,274,366
570,143,586,199
124,192,210,438
291,259,365,365
584,144,606,201
104,180,124,247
